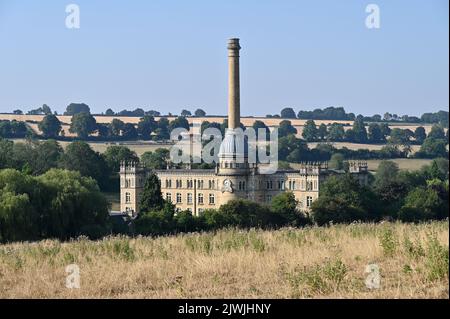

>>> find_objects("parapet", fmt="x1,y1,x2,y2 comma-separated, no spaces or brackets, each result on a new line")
119,161,145,174
348,160,368,173
298,161,328,175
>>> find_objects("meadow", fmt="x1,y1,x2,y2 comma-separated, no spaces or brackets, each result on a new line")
0,222,448,298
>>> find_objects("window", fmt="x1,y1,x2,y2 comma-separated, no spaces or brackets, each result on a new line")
198,208,204,215
306,196,313,207
187,193,193,204
292,181,296,190
198,180,204,189
209,193,215,204
208,180,212,189
267,195,272,202
166,193,172,203
176,193,182,203
198,193,204,204
125,192,131,203
281,181,285,190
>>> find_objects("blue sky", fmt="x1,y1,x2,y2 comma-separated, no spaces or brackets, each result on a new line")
0,0,448,116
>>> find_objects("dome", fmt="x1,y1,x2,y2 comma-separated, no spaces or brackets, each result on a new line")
218,129,248,159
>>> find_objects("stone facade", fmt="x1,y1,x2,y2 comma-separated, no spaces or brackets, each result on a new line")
120,161,368,216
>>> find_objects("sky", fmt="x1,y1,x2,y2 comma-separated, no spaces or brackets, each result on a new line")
0,0,448,117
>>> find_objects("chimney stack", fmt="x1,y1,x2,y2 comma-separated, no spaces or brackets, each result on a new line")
227,38,241,129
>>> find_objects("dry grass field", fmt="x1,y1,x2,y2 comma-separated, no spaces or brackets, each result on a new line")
365,159,433,172
0,222,448,298
309,142,422,153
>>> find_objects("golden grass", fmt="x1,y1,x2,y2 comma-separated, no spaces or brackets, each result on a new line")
0,222,448,298
308,142,422,152
365,159,433,172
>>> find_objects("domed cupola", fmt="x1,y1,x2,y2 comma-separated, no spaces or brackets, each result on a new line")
218,128,249,162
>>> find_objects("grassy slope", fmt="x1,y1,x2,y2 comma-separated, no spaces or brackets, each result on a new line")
0,222,448,298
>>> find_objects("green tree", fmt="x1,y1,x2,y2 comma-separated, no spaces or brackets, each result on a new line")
302,120,318,141
105,108,115,116
252,120,270,139
137,115,157,140
104,146,139,173
398,184,448,221
0,139,14,169
139,173,164,213
109,119,125,137
0,169,40,242
65,103,91,115
69,112,97,139
38,114,62,138
122,123,138,139
327,123,345,141
181,109,192,117
153,117,170,140
379,123,391,141
427,124,446,140
141,148,170,169
278,120,297,138
219,199,273,228
280,107,297,119
194,108,206,117
60,141,110,189
416,137,448,158
32,140,64,175
169,116,190,131
271,192,307,226
318,123,328,140
328,153,346,170
414,126,427,144
368,123,383,143
37,169,109,239
374,160,399,187
41,104,52,115
311,174,377,224
351,118,368,143
134,202,175,236
389,128,413,155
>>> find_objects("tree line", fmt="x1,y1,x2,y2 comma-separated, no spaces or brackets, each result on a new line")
0,142,448,242
131,158,449,236
270,107,448,127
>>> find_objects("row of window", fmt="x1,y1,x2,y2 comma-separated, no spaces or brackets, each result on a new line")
166,193,215,205
165,179,216,190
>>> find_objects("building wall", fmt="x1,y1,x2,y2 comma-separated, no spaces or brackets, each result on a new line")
120,163,368,217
